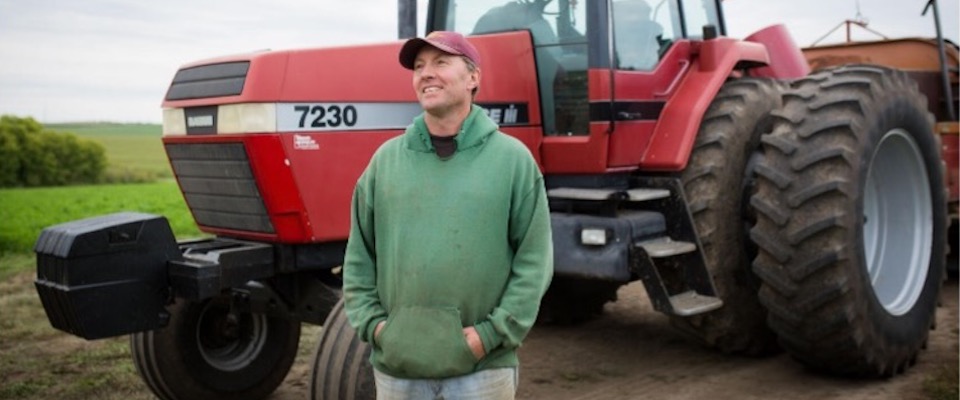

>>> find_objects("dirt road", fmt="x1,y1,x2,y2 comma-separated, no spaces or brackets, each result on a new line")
274,277,957,400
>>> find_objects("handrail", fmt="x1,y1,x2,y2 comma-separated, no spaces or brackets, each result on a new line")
655,59,691,98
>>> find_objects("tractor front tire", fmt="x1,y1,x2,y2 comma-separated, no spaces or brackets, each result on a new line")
750,65,946,377
130,296,301,400
310,299,376,400
670,78,783,355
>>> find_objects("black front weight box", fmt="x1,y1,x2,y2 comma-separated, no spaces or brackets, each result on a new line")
34,212,181,340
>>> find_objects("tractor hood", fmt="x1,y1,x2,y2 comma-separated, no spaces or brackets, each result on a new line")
160,31,541,136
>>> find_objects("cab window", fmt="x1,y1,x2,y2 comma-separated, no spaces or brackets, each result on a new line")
441,0,589,135
613,0,722,71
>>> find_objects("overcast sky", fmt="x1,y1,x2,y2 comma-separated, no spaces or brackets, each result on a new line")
0,0,956,124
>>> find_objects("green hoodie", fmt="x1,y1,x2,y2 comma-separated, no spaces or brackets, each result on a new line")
342,105,553,379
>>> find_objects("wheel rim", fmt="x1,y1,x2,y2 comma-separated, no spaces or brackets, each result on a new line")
196,302,269,371
863,128,932,316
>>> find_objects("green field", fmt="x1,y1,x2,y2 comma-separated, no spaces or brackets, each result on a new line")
45,122,171,180
46,122,160,137
0,122,190,271
0,125,206,398
0,182,201,262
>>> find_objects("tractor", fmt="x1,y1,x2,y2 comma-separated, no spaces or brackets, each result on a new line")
33,0,950,399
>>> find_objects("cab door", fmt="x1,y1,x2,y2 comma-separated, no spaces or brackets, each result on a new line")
606,0,724,168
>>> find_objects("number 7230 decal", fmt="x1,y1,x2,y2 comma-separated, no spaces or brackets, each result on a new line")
277,103,423,132
294,105,357,128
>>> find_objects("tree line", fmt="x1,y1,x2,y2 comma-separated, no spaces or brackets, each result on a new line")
0,115,107,187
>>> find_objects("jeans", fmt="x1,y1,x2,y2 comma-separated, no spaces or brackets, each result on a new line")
373,367,518,400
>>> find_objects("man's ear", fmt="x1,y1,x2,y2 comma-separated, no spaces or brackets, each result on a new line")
469,69,480,90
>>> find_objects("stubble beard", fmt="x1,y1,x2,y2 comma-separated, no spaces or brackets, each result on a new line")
420,92,469,120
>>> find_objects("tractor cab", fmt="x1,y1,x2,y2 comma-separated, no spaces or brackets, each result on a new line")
432,0,725,134
426,1,772,174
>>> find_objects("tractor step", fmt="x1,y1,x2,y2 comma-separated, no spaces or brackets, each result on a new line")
632,237,722,317
548,187,670,202
668,291,724,316
548,177,725,319
637,238,696,258
625,188,671,201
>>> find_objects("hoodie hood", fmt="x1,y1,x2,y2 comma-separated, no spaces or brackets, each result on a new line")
402,105,499,154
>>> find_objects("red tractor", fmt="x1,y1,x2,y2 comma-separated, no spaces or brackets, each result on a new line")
34,0,951,399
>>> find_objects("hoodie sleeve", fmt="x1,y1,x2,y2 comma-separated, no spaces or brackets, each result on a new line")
475,166,554,352
342,170,388,343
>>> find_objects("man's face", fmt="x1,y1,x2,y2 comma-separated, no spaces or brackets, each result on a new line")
412,46,479,116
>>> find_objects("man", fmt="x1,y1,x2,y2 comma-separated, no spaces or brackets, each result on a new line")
342,31,554,400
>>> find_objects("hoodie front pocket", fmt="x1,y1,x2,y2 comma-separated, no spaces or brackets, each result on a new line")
377,306,478,378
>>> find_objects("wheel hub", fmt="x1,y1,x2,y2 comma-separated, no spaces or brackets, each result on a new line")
197,303,269,371
863,128,932,316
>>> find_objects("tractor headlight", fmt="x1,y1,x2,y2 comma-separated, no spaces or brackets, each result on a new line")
218,103,277,134
162,108,187,136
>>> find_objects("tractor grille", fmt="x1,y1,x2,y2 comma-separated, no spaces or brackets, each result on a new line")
165,61,249,101
166,143,275,233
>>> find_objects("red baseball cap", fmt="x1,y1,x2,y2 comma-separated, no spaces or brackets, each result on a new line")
398,31,481,70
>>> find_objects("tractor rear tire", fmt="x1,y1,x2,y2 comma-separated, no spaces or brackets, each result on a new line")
670,78,783,355
130,296,301,400
750,65,946,377
310,299,376,400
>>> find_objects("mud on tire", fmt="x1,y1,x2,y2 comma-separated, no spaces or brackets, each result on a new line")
750,65,947,377
130,296,301,400
670,78,783,355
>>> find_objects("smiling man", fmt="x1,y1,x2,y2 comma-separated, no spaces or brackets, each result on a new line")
341,31,553,400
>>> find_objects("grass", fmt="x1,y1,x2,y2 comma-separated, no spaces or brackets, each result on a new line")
923,362,960,400
45,122,160,137
0,181,201,256
0,253,33,283
44,122,171,181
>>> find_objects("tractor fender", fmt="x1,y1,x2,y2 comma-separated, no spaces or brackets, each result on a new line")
640,29,806,171
743,24,811,79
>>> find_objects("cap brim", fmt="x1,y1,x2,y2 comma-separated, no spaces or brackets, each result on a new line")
398,38,464,70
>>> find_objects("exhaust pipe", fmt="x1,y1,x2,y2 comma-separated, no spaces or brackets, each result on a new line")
399,0,417,39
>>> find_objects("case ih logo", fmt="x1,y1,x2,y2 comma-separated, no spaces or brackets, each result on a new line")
294,134,319,150
184,106,217,135
187,115,214,128
477,103,528,126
